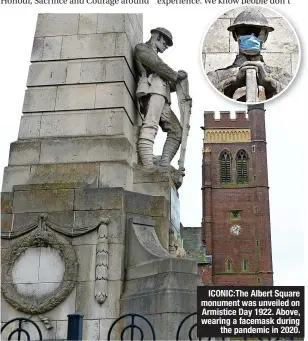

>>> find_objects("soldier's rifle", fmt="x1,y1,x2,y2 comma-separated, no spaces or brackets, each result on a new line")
246,68,258,102
176,78,192,171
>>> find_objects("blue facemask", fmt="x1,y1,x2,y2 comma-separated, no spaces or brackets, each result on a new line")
239,35,261,52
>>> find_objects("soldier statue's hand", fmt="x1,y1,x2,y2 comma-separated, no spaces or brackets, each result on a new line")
236,62,258,86
247,61,273,88
237,61,272,89
177,70,188,81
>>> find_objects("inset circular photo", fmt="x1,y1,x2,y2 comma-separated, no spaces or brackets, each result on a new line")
202,6,301,104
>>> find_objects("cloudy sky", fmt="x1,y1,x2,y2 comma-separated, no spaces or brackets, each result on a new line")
0,3,306,286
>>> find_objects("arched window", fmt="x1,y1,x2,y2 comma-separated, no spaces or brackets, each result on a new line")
225,258,233,272
236,149,249,183
219,150,232,184
242,259,249,272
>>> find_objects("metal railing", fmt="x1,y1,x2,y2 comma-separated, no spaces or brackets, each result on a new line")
107,313,156,341
1,317,43,341
1,313,84,341
176,312,198,341
1,313,296,341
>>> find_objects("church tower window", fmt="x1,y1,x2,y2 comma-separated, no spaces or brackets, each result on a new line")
236,149,249,183
219,150,232,184
242,259,249,272
225,258,233,272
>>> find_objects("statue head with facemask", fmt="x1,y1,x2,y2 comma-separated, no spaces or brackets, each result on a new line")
228,8,274,56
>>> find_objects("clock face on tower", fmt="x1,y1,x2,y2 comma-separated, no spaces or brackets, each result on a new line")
230,225,241,235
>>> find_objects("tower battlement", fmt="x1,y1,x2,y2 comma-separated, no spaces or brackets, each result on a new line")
204,111,250,129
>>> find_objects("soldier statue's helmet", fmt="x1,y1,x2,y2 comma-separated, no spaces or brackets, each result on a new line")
228,9,274,42
150,27,173,46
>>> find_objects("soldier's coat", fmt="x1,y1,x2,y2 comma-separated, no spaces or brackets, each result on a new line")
134,42,178,103
134,41,182,142
207,55,292,102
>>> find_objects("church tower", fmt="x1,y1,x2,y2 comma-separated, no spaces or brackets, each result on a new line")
201,104,273,286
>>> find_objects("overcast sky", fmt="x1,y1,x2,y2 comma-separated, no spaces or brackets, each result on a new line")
0,3,307,286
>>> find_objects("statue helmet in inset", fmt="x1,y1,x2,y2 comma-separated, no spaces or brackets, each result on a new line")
228,9,274,42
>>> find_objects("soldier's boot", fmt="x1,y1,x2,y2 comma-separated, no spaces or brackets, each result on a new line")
159,136,181,167
138,138,154,168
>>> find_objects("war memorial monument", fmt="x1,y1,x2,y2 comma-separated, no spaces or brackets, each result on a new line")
1,13,201,340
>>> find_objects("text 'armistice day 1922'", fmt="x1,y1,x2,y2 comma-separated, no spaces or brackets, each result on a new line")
197,286,305,338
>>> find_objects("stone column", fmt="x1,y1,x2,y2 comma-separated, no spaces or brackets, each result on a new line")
2,13,142,193
1,14,143,341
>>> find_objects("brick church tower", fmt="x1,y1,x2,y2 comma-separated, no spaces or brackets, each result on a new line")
201,104,273,286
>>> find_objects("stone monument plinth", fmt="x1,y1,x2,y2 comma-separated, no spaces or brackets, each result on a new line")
1,14,199,341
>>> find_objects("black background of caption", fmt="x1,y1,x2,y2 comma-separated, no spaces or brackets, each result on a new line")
197,286,304,338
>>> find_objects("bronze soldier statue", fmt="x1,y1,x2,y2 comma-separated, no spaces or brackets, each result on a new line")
207,8,292,102
134,27,189,168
